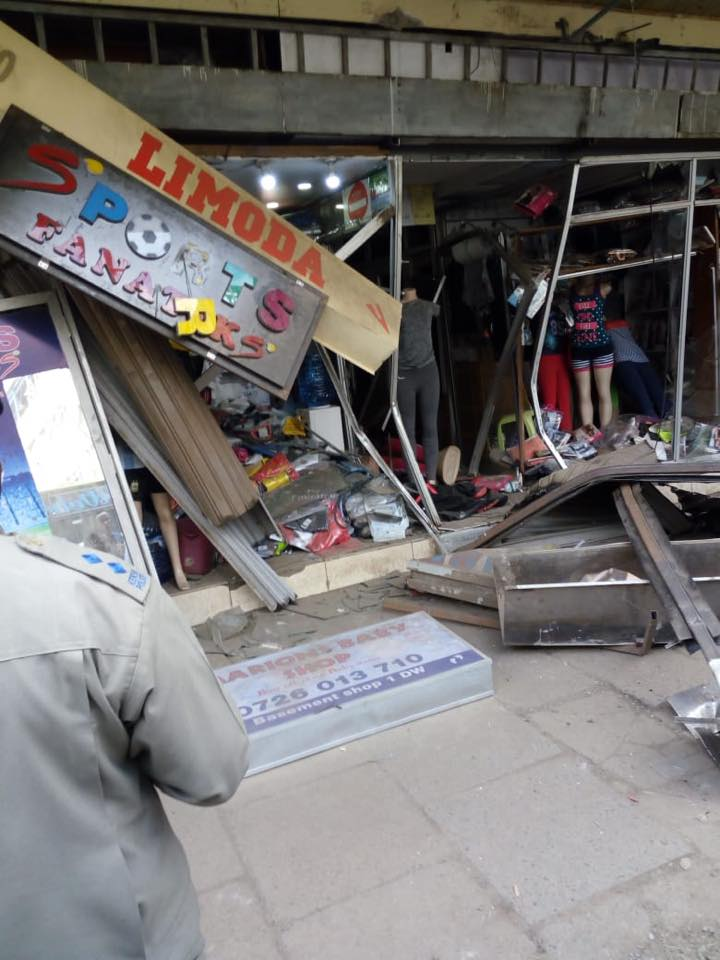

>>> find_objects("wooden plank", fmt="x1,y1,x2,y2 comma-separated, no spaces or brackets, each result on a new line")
74,290,258,526
383,594,500,630
406,573,498,608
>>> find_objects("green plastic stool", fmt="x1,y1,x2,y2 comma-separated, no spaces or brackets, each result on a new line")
497,411,537,450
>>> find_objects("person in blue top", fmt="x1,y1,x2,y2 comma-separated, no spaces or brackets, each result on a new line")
569,276,614,428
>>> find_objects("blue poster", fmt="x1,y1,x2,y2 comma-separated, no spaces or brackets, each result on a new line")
0,300,124,555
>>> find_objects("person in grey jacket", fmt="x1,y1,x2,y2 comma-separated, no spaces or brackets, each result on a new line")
0,468,249,960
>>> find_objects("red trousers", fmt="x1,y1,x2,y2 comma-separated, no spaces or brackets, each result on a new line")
538,354,572,431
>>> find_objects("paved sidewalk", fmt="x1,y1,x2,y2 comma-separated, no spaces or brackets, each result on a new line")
165,580,720,960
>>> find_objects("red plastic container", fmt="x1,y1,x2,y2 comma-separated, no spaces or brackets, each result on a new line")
177,516,215,577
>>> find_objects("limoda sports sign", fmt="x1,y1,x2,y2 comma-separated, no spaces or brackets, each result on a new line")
0,25,401,374
0,108,326,396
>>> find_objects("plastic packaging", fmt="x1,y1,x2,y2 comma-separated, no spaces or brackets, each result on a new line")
344,477,409,542
251,453,299,492
280,496,352,553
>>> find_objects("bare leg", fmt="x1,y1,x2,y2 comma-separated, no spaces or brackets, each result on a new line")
593,364,614,428
151,492,189,591
573,368,594,426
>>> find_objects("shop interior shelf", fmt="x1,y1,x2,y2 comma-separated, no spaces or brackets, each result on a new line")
559,250,693,281
569,199,690,227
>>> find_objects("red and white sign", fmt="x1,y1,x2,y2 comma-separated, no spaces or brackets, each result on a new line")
343,178,371,225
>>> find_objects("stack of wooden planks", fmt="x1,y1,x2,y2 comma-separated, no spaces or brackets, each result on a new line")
384,551,500,630
72,290,258,527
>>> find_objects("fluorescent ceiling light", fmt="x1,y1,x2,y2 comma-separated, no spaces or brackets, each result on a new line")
260,172,276,190
335,203,344,210
326,173,341,190
266,201,279,209
297,182,312,191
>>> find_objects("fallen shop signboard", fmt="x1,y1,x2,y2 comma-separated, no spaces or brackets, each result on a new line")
0,107,326,397
0,24,401,373
216,612,494,775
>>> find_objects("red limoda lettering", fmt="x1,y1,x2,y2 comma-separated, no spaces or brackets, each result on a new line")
91,248,130,285
123,271,155,303
292,246,325,288
186,171,238,228
257,289,295,333
53,234,86,267
233,201,265,243
234,334,264,360
127,132,167,187
0,143,78,194
261,220,297,263
162,155,196,200
26,212,63,244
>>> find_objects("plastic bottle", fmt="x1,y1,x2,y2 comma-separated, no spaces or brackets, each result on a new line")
295,344,338,407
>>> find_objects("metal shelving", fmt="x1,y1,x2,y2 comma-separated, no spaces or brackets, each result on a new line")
569,199,690,227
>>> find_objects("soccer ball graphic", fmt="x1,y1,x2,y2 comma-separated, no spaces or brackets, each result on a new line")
125,213,172,260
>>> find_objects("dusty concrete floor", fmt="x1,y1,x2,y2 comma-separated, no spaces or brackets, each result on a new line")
165,577,720,960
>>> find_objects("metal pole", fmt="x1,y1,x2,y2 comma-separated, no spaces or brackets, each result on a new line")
333,209,396,457
468,282,536,474
528,162,581,470
672,158,698,461
387,156,442,526
335,354,357,454
317,345,446,553
712,264,720,417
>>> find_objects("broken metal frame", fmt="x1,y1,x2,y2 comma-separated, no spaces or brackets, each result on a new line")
614,483,720,683
332,206,396,459
317,342,445,552
468,460,720,549
0,288,153,575
386,156,443,526
529,154,702,469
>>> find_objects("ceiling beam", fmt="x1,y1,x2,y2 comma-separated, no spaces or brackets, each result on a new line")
37,1,720,52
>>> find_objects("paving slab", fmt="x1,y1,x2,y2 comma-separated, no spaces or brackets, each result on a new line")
537,887,655,960
222,761,456,924
560,645,711,709
199,880,283,960
630,770,720,861
162,796,247,894
492,647,602,712
281,859,540,960
426,754,691,925
530,688,711,790
376,698,562,804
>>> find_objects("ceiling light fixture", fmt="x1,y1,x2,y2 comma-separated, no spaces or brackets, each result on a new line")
297,182,312,191
260,172,277,191
335,203,344,210
266,201,279,209
326,171,341,190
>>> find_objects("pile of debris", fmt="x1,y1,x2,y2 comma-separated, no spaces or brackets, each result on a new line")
393,453,720,767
